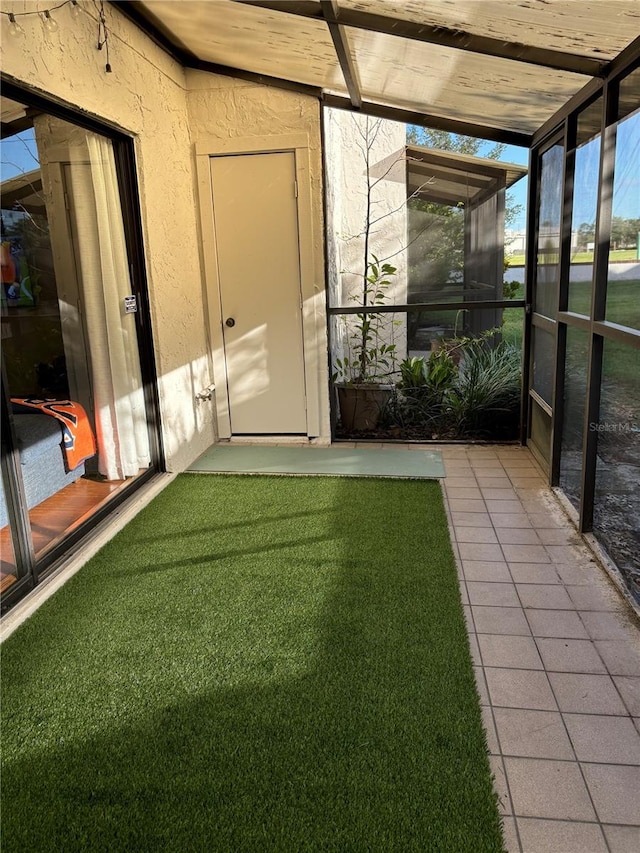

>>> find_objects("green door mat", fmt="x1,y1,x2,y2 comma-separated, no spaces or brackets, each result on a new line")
188,444,445,478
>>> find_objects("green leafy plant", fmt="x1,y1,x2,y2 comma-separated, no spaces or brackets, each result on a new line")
398,356,428,389
428,349,459,392
503,279,521,300
398,350,458,393
332,254,399,384
394,349,459,431
447,339,521,437
394,336,521,439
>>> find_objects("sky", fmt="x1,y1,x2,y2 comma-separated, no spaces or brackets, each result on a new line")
611,116,640,223
445,118,639,233
0,128,39,183
478,141,529,232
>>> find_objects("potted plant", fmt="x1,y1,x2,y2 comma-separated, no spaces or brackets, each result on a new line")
332,254,399,431
330,115,415,433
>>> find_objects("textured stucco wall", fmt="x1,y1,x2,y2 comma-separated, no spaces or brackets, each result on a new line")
324,109,408,379
185,70,330,439
0,0,214,471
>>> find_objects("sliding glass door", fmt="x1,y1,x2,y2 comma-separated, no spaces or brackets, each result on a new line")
1,91,160,608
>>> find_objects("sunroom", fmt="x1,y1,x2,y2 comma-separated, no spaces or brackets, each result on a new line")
1,0,639,609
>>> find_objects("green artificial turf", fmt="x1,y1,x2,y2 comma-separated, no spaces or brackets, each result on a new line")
1,475,504,853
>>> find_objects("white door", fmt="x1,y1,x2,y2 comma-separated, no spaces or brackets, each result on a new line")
210,152,307,434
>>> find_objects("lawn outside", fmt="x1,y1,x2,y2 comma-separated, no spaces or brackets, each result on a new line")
507,248,640,266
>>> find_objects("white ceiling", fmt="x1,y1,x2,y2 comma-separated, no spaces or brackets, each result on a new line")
132,0,640,141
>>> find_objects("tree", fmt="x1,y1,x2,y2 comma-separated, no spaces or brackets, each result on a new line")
407,126,524,228
577,221,596,251
406,126,505,160
610,216,640,249
333,116,406,386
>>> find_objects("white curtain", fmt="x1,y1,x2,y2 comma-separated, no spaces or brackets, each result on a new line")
65,135,150,479
36,117,150,480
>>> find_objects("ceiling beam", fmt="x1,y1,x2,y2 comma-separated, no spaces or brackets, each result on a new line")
322,94,532,148
604,33,640,80
188,58,324,99
236,0,607,77
1,179,44,209
320,0,361,109
1,115,34,139
407,147,522,178
409,189,478,206
471,180,508,209
408,161,490,189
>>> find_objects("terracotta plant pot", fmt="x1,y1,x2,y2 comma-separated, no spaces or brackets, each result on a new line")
336,383,393,432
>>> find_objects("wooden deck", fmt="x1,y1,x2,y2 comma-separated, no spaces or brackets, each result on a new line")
0,476,129,588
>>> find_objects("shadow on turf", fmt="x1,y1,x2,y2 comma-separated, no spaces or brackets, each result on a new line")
132,505,331,546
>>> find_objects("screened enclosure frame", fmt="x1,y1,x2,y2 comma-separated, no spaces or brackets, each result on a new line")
526,50,640,541
324,118,528,441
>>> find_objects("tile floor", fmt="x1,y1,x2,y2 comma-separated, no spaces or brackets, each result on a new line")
436,443,640,853
221,437,640,850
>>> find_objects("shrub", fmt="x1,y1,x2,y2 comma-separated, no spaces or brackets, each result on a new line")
447,340,521,438
393,339,521,439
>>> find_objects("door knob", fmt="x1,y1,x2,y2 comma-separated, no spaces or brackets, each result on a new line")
225,317,235,328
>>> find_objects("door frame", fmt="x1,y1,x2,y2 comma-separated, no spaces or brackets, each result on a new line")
195,134,321,439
